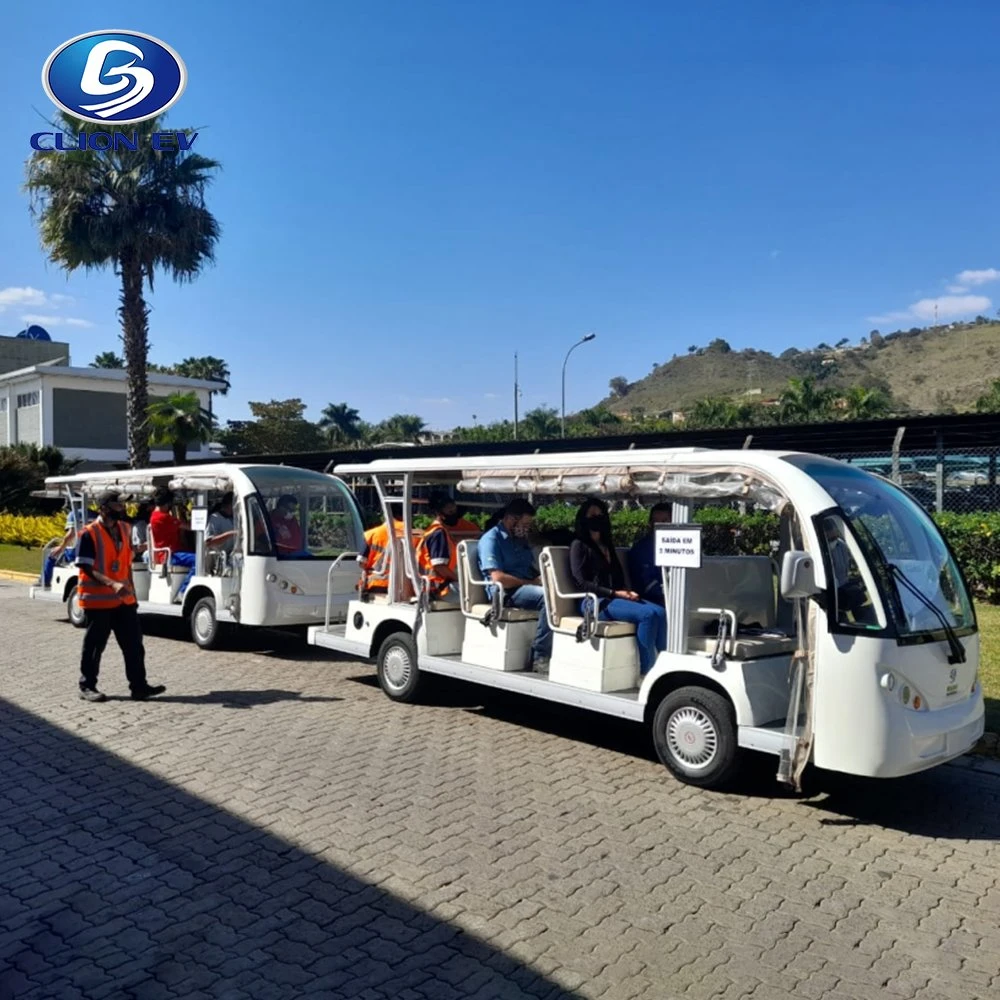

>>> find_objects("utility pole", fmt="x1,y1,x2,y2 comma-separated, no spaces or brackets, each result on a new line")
513,352,519,440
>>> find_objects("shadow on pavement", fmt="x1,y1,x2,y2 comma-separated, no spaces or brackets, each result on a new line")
801,764,1000,840
104,689,344,709
0,696,584,1000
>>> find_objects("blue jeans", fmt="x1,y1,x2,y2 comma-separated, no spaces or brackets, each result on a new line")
587,597,667,675
43,548,75,587
505,584,552,662
170,551,197,595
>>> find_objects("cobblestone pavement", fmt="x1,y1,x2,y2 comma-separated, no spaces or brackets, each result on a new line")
2,582,999,1000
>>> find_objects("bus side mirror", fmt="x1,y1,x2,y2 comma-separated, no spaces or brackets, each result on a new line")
780,551,820,600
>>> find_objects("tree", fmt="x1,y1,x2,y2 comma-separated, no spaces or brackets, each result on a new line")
319,402,363,445
869,330,884,348
0,444,77,515
779,377,834,423
816,342,832,352
608,376,630,399
217,399,325,455
146,392,214,463
842,386,892,421
975,379,1000,414
377,414,426,443
26,113,221,468
90,352,124,369
172,356,231,394
687,345,698,354
835,337,850,349
570,407,623,436
707,338,732,354
521,406,560,439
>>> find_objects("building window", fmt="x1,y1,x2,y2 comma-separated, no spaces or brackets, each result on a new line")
16,391,39,408
0,398,7,412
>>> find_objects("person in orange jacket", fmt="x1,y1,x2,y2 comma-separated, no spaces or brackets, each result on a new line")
415,493,480,603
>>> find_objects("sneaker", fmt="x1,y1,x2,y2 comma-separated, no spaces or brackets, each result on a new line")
79,688,107,703
532,657,550,675
131,684,166,701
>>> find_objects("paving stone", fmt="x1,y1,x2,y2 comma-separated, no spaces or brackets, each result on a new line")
1,584,999,1000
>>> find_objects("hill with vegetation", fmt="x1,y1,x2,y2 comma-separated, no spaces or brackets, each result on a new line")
601,319,1000,418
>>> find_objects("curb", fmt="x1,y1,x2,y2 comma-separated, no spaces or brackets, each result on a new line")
0,571,36,583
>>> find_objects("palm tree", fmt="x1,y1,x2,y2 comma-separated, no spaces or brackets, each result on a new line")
521,406,560,439
172,356,231,394
689,397,740,428
90,351,124,369
26,113,221,468
147,392,214,463
779,377,834,423
379,413,427,443
319,403,363,445
843,386,892,421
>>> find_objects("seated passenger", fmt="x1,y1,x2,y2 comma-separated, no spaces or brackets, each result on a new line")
570,498,666,676
415,493,480,604
150,488,197,594
627,502,672,604
42,503,96,586
359,517,406,597
206,492,237,555
272,494,304,556
477,499,552,672
130,501,154,562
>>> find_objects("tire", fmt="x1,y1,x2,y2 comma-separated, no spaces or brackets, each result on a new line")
190,596,220,649
376,631,423,703
651,686,740,789
67,585,86,628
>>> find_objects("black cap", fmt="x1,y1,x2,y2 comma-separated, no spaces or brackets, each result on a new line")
97,489,122,507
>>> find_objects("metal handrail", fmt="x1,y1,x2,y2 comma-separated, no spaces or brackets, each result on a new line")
695,607,738,667
539,548,599,637
324,551,360,631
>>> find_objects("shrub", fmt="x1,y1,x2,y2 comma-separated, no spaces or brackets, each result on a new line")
0,513,66,548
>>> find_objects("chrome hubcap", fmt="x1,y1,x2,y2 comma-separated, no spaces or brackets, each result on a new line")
666,706,718,770
383,645,412,690
194,606,214,639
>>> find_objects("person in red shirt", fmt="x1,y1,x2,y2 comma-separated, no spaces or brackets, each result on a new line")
272,494,304,556
149,488,196,592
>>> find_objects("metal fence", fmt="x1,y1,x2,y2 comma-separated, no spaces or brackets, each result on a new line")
828,445,1000,515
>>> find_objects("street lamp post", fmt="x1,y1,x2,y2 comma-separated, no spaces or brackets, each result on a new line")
561,333,596,438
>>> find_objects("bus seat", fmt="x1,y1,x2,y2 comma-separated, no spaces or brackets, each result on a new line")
686,556,796,659
540,547,636,638
457,541,537,623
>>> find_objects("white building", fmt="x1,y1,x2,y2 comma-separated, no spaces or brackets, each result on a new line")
0,362,218,468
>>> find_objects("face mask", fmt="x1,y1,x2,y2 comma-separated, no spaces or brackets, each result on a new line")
585,516,606,532
512,519,533,539
441,513,460,527
103,510,121,525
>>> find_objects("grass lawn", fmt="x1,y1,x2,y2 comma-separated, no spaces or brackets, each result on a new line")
0,544,42,577
975,603,1000,735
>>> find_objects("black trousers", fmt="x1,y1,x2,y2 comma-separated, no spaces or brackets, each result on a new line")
80,603,148,692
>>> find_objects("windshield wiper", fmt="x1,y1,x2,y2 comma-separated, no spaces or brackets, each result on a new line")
889,563,966,665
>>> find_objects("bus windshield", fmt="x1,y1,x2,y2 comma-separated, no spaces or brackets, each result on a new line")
243,467,364,560
785,456,975,637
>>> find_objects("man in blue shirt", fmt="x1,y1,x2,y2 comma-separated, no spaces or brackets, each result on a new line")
477,498,552,670
627,503,672,605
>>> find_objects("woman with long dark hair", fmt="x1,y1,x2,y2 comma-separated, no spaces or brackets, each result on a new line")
569,497,667,675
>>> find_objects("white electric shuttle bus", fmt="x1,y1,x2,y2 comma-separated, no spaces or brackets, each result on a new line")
307,447,984,789
30,463,365,647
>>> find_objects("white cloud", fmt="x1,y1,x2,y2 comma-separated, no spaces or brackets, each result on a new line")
50,293,75,306
20,313,94,329
0,286,47,310
946,284,969,294
868,294,992,326
483,392,499,399
956,268,1000,286
420,397,454,405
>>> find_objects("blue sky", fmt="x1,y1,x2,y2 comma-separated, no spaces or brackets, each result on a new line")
3,1,1000,430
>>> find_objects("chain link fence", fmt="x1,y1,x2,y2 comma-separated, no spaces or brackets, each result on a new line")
828,447,1000,514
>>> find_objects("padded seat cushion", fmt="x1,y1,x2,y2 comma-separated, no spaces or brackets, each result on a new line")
688,635,797,659
560,616,636,638
470,603,539,622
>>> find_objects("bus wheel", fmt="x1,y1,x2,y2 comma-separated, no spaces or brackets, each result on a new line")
652,686,739,789
376,632,422,703
67,585,86,628
190,596,220,649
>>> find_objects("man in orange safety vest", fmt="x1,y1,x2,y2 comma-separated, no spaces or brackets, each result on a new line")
415,493,480,603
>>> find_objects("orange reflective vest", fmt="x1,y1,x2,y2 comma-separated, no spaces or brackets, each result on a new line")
77,521,136,611
415,518,480,597
361,520,406,591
